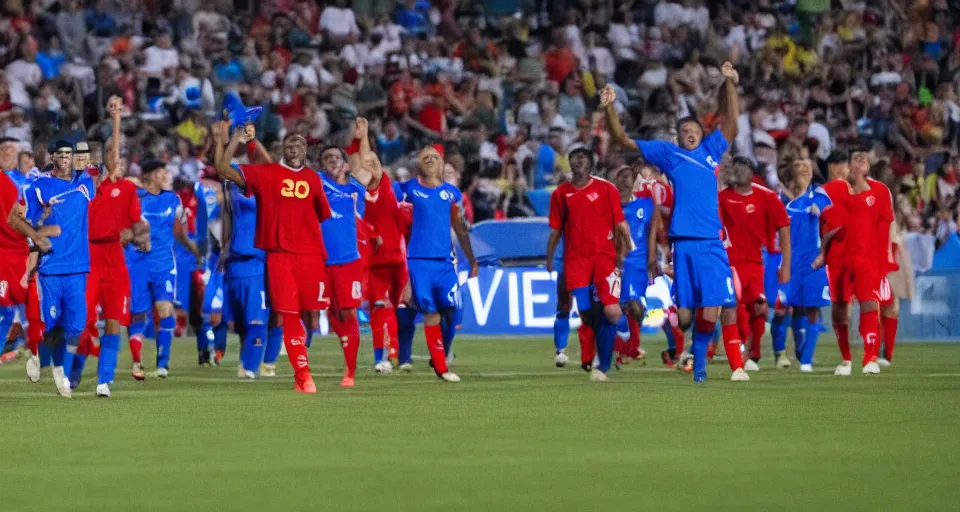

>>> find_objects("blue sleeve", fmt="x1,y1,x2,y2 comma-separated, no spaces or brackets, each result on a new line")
398,180,412,198
702,130,730,163
635,140,675,176
446,183,463,204
813,188,832,211
23,184,44,225
193,184,208,255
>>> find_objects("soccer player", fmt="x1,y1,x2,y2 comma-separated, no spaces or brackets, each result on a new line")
718,157,791,371
130,160,200,379
77,97,147,396
398,144,478,383
215,122,331,393
613,165,659,364
546,147,630,382
602,61,750,382
781,157,832,372
818,151,893,375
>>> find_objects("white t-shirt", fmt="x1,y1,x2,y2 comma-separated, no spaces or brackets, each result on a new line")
5,60,42,108
654,2,684,29
142,46,180,76
607,24,637,61
285,64,319,90
638,66,668,89
870,71,902,87
318,7,359,38
585,46,616,79
3,122,32,144
807,122,832,160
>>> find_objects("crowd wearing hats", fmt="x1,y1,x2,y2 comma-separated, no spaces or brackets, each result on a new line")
1,0,959,270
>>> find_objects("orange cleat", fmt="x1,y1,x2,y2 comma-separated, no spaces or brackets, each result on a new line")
294,373,316,393
132,362,146,381
340,376,355,388
214,350,225,366
706,341,717,361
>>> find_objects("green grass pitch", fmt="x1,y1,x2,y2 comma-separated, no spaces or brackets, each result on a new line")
1,333,958,512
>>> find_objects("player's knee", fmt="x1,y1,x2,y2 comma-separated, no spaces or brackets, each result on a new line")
602,304,622,325
719,306,737,326
755,297,769,317
209,312,222,326
881,301,899,318
860,300,879,313
627,302,644,320
555,309,570,320
805,307,820,323
831,303,849,324
155,301,173,318
104,319,121,335
340,308,357,322
423,312,441,326
676,309,693,331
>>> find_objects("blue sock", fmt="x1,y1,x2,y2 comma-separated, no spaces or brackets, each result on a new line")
98,334,120,385
264,327,283,364
70,353,86,388
692,329,712,382
144,311,156,339
553,310,570,352
791,315,805,361
39,342,52,367
196,321,213,353
157,316,175,369
664,324,676,352
441,309,456,357
801,318,820,365
61,336,78,383
596,316,617,373
0,306,14,345
51,340,65,367
373,347,384,363
771,315,788,354
213,322,228,352
396,307,417,365
305,319,313,348
242,324,268,372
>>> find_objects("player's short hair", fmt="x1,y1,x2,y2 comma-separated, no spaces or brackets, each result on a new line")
320,144,347,160
826,150,849,165
140,159,166,174
731,156,754,169
567,146,594,165
675,116,704,134
282,133,307,145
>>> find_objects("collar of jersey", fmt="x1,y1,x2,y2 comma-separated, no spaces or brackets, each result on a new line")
279,159,304,172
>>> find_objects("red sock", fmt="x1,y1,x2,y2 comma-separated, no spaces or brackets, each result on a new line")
578,324,596,364
674,325,685,354
386,310,399,359
76,336,90,357
370,307,389,352
424,324,448,374
27,322,44,355
882,316,897,361
129,335,143,363
28,336,38,356
737,303,751,346
859,310,880,366
834,323,851,362
280,312,310,375
750,314,766,361
626,315,641,358
721,323,744,371
331,312,360,379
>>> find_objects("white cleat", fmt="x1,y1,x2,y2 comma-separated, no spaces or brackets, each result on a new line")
132,362,145,381
589,368,609,382
96,383,111,398
744,359,761,372
155,368,169,379
730,368,751,381
800,364,813,373
440,372,460,382
876,358,891,368
776,354,792,369
554,351,569,368
53,367,72,398
834,362,852,376
240,369,256,380
26,355,41,383
863,361,880,375
260,363,276,377
399,363,413,373
374,361,393,374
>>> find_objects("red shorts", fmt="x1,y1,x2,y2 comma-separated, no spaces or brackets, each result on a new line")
564,256,620,307
26,275,41,324
367,263,409,308
879,277,895,308
733,261,765,304
828,262,880,303
0,255,29,307
86,262,131,326
325,259,365,312
266,251,328,314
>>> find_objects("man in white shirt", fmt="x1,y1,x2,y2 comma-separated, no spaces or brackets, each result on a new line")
318,0,360,43
5,38,43,109
141,32,180,77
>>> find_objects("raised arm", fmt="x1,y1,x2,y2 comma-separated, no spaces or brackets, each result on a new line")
719,61,740,145
599,85,639,151
212,121,250,188
105,96,123,182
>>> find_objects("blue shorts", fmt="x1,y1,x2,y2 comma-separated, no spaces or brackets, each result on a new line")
38,273,87,337
223,274,268,326
131,267,177,314
784,268,831,308
764,252,782,311
175,256,195,310
407,259,459,314
621,258,648,306
672,239,736,310
202,270,224,316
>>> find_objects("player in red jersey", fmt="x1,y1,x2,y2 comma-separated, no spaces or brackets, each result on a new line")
214,122,332,393
719,157,791,372
546,147,630,381
817,151,893,375
870,161,906,367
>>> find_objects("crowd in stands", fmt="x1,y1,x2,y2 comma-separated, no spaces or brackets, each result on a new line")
1,0,958,270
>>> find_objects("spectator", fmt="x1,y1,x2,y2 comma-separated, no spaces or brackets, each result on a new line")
141,31,180,78
5,37,42,109
319,0,361,43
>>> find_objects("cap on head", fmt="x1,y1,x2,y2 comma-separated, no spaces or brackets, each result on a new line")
51,140,74,153
75,141,91,154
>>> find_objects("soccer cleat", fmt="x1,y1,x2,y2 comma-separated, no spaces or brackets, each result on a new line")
53,367,72,398
214,350,225,366
399,363,413,373
260,363,277,377
198,349,212,367
876,358,891,367
340,376,355,388
132,362,146,381
26,355,41,383
800,364,813,373
661,350,676,368
440,372,460,382
155,368,169,379
730,368,750,381
776,354,792,369
589,368,609,382
554,351,569,368
592,355,600,369
744,359,761,372
96,383,111,398
862,361,880,375
679,352,693,373
241,369,256,380
580,362,593,372
294,373,317,393
375,361,393,374
834,362,852,376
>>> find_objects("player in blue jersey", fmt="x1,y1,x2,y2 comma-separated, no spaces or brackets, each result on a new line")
780,157,832,372
130,160,201,379
602,61,750,382
399,144,478,382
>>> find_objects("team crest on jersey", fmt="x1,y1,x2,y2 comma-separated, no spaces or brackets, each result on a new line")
586,192,599,202
745,204,756,214
439,190,450,201
111,188,120,198
636,208,644,219
866,196,875,207
49,306,57,318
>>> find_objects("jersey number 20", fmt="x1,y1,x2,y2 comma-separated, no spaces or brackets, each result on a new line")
280,179,310,199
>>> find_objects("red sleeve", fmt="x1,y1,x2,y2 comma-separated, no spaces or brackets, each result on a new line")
239,164,265,197
548,188,565,231
397,203,413,241
128,186,142,227
0,175,15,218
312,177,332,222
767,191,790,229
608,183,625,224
358,218,377,241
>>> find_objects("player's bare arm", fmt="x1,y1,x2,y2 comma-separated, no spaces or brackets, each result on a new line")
132,219,151,251
648,204,662,279
545,228,561,274
8,205,52,252
777,225,791,284
220,183,232,268
174,216,201,264
451,203,478,277
719,62,740,144
614,221,631,268
213,121,249,188
104,95,123,182
599,85,639,151
348,117,374,187
813,226,841,270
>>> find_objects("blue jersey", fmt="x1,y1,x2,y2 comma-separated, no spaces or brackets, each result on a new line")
6,168,43,200
139,189,184,272
635,130,728,241
623,192,656,266
224,181,265,277
393,181,404,202
782,184,832,273
319,173,365,265
400,179,461,261
24,171,95,275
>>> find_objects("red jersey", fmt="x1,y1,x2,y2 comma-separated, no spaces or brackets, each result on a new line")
821,178,853,268
548,177,624,261
0,172,28,256
88,178,141,265
845,178,894,271
240,163,331,256
363,174,405,266
719,183,789,264
177,186,200,236
648,179,673,243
